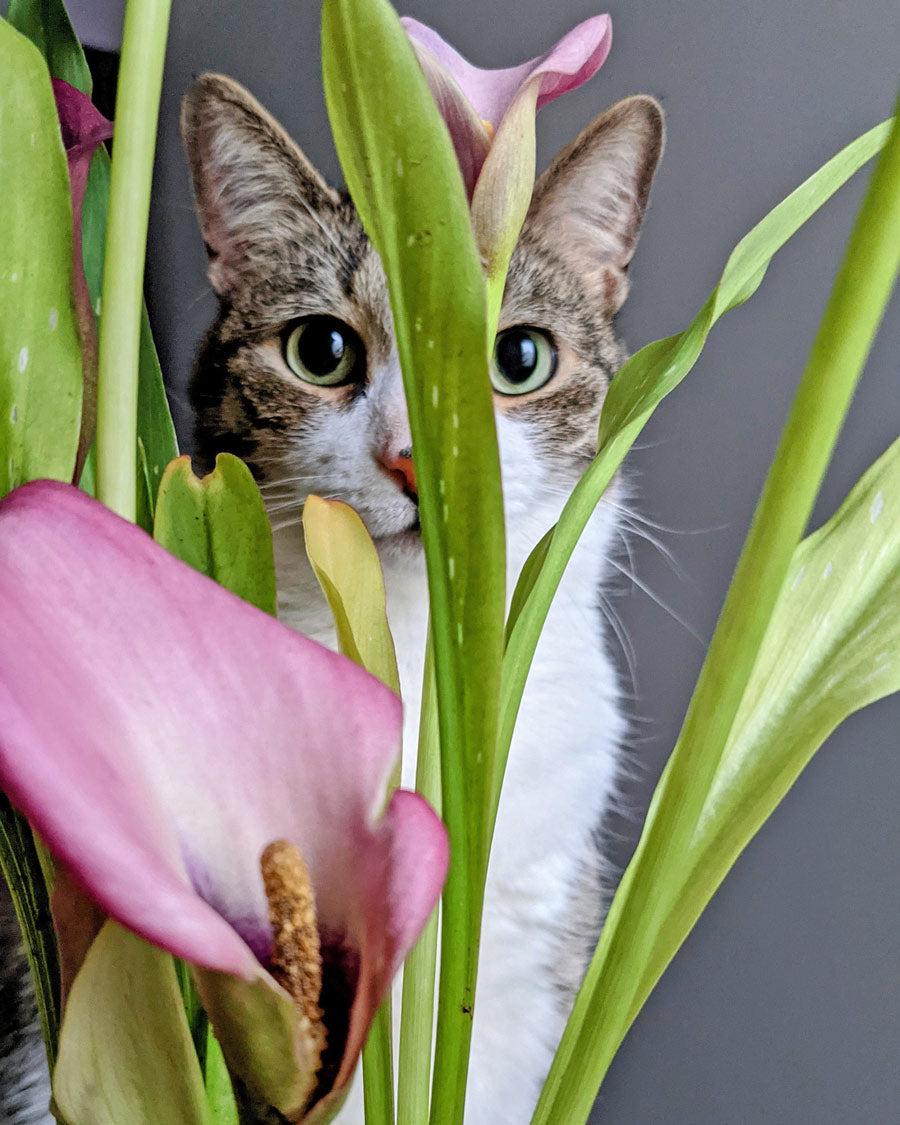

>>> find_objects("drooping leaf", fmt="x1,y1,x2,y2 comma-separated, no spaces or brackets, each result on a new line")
636,434,900,1014
0,19,82,498
5,0,91,94
153,454,277,615
322,2,505,1120
500,116,894,817
53,922,207,1125
302,495,400,695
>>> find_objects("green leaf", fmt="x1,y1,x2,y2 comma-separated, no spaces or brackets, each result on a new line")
322,2,506,1121
635,434,900,1019
53,922,207,1125
203,1026,239,1125
154,454,277,615
499,116,894,827
0,19,82,498
302,495,400,695
533,101,900,1125
5,0,91,94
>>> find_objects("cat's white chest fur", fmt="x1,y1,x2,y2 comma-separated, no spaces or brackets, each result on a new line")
274,472,624,1125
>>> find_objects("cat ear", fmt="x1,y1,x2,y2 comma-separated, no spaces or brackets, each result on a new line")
527,95,664,312
181,73,340,295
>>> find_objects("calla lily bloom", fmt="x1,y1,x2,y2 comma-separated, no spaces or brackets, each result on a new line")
51,79,113,475
0,481,448,1121
402,14,612,305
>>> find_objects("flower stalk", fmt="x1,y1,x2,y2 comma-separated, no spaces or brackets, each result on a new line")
95,0,171,520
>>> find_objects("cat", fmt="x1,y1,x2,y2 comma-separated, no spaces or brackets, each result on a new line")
0,73,662,1125
181,73,663,1125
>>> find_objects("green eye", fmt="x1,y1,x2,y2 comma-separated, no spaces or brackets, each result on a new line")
490,327,557,395
283,317,364,387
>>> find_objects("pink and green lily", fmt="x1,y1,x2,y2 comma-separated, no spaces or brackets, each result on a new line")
0,481,447,1121
402,13,612,318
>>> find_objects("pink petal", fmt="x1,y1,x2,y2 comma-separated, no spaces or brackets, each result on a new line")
0,482,447,1003
402,14,612,127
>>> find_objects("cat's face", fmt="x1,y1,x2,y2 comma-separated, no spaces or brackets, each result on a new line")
182,75,662,548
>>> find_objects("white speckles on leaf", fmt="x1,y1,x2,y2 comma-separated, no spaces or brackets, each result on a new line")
9,405,18,424
448,557,455,579
442,503,449,521
94,297,102,316
823,562,833,579
431,386,439,407
427,338,435,350
48,308,58,331
17,347,28,373
438,478,445,495
10,271,18,283
870,490,884,522
452,413,459,429
791,566,806,591
457,623,464,644
396,157,403,177
452,445,459,457
29,133,35,148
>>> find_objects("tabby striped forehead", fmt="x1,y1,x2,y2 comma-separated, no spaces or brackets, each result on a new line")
183,73,662,486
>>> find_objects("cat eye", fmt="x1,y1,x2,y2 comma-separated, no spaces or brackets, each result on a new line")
490,327,557,396
282,316,365,387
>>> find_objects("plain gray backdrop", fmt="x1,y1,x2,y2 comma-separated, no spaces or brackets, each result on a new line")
63,1,900,1120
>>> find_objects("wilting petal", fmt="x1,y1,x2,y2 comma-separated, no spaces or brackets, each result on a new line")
51,80,113,477
0,481,448,1106
402,14,612,191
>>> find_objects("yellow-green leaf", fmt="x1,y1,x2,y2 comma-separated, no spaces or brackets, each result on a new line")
53,922,206,1125
0,19,82,498
302,495,400,695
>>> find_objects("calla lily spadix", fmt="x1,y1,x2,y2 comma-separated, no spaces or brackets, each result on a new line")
402,13,612,313
0,481,448,1121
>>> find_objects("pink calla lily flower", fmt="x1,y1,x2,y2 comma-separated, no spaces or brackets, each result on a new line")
402,14,612,297
0,481,448,1120
51,80,113,474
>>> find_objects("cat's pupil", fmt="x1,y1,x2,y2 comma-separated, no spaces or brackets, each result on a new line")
496,330,538,383
298,320,346,375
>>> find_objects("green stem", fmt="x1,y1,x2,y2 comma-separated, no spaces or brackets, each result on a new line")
533,94,900,1125
94,0,172,520
362,998,394,1124
397,634,442,1124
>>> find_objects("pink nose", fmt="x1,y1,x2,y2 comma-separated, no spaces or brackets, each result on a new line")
379,448,417,498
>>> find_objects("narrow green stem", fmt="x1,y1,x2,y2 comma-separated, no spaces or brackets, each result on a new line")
94,0,172,520
397,634,442,1123
533,95,900,1125
362,999,394,1124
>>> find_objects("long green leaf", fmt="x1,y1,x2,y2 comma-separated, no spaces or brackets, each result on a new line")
322,3,506,1121
0,18,82,497
5,0,91,93
53,922,207,1125
634,433,900,1021
498,116,893,825
533,99,900,1124
154,454,277,615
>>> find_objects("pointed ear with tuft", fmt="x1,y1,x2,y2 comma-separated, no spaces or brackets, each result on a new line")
528,95,664,313
181,73,339,296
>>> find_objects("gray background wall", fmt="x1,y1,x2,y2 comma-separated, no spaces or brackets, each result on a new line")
66,1,900,1120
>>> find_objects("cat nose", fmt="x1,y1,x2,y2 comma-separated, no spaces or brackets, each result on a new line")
379,446,417,500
